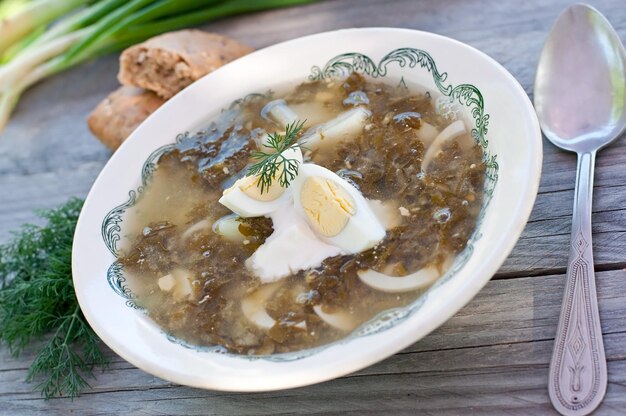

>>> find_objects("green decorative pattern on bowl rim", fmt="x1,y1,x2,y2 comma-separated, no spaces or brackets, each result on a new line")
101,47,499,361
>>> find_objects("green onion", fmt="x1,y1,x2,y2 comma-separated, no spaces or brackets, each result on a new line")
0,0,319,133
0,0,89,55
0,0,31,20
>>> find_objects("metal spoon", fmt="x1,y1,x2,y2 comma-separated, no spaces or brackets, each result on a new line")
534,4,626,415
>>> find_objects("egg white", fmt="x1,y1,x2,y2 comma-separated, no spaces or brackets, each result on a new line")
218,147,303,217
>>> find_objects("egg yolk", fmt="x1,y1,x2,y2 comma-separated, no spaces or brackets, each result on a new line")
228,175,285,202
300,176,356,237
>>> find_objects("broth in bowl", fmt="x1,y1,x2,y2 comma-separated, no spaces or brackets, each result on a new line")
118,72,486,355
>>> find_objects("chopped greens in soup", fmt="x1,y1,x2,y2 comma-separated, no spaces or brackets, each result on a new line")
119,72,486,355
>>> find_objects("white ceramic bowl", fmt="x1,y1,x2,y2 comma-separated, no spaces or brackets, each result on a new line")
73,28,542,391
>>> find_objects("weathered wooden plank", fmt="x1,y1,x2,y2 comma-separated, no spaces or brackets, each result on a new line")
2,269,626,414
0,165,105,232
531,184,626,225
407,268,626,353
2,357,626,415
498,180,626,275
539,143,626,194
501,231,626,276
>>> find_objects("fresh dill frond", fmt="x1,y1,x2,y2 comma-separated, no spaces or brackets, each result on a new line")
246,120,306,193
0,198,108,399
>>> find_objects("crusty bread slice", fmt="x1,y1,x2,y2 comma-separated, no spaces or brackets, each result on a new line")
117,30,253,99
87,86,165,150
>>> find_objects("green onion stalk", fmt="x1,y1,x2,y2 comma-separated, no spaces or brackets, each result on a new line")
0,0,318,133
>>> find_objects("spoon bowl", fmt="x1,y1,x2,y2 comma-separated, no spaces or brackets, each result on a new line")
535,3,626,152
534,4,626,415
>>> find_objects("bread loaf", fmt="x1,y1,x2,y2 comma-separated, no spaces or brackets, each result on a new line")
87,86,165,150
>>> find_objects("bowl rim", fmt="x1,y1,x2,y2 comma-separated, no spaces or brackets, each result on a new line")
73,26,542,391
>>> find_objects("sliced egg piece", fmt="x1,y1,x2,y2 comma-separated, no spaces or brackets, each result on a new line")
358,256,455,293
303,107,370,151
313,305,358,331
357,266,440,293
218,146,303,217
293,321,307,330
292,164,385,254
212,214,246,243
421,120,467,172
241,283,281,329
261,99,298,127
157,274,176,292
157,269,194,300
416,121,440,147
181,219,211,241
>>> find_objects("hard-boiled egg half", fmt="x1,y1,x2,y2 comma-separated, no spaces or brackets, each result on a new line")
291,164,385,254
218,146,303,217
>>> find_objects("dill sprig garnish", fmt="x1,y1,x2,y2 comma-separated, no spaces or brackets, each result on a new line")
0,198,108,398
246,120,306,193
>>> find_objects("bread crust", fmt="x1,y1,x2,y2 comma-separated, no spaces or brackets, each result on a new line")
87,86,165,150
118,30,253,99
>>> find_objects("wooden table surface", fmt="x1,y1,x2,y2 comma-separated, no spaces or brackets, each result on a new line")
1,0,626,414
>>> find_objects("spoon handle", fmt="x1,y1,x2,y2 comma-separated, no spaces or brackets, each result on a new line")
548,151,607,415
